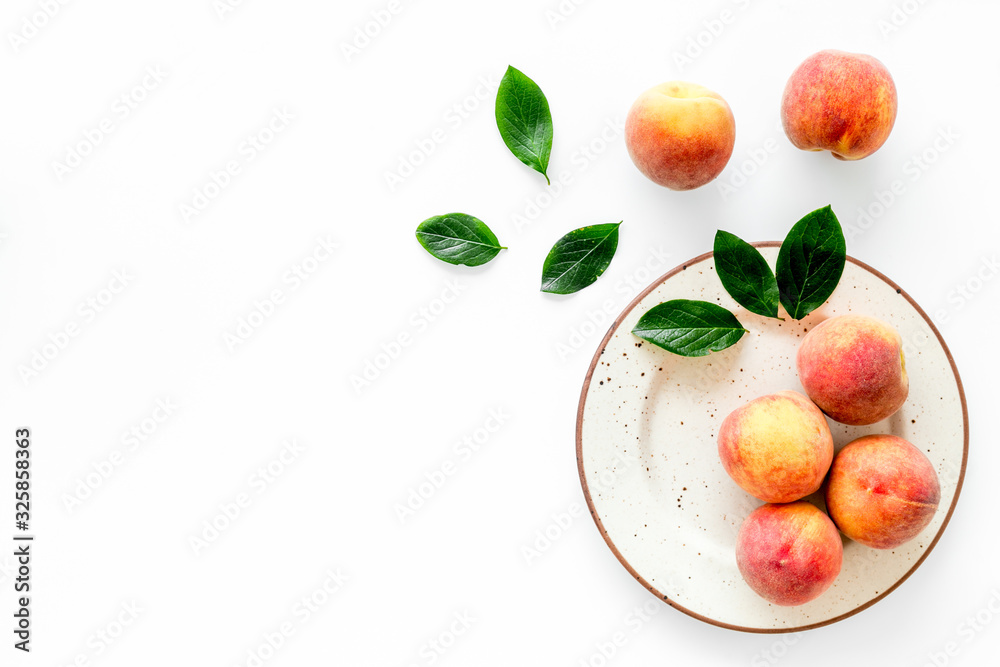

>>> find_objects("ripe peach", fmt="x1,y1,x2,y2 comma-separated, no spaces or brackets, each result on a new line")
825,435,941,549
625,81,735,191
736,501,843,606
718,391,834,503
781,50,897,160
797,315,908,426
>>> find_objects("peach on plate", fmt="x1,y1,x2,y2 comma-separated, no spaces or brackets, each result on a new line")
797,315,908,426
825,434,941,549
718,390,834,503
736,501,843,606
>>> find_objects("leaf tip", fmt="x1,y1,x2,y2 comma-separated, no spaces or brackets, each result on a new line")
502,64,524,81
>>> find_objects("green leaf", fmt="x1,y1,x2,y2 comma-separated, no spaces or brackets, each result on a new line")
714,230,780,318
631,300,747,357
540,222,621,295
415,213,506,267
775,206,847,320
495,65,553,184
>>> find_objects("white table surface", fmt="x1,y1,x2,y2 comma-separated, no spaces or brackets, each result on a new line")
1,0,997,665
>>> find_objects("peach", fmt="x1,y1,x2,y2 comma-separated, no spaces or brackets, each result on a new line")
781,50,897,160
736,501,843,606
718,391,834,503
625,81,735,191
797,315,908,426
825,435,941,549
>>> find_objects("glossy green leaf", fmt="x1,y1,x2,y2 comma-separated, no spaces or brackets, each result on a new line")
714,230,780,318
495,65,553,184
415,213,506,267
631,299,747,357
540,222,621,295
775,206,847,319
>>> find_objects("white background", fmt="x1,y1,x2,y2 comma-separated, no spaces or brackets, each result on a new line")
0,0,997,665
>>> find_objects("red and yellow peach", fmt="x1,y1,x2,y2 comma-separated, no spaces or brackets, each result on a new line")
797,315,908,426
825,434,941,549
781,50,897,160
718,391,834,503
736,501,843,606
625,81,736,191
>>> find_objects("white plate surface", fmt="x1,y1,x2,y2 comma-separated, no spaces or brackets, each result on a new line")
576,243,968,633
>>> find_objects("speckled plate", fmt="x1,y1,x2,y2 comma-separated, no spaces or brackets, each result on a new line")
576,243,968,633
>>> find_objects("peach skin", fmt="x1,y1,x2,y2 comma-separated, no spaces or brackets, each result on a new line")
825,434,941,549
797,315,908,426
625,81,735,191
718,391,834,503
781,50,897,160
736,501,843,606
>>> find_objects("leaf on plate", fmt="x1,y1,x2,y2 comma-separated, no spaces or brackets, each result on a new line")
415,213,506,267
495,65,553,184
631,299,747,357
540,222,621,295
775,205,847,320
714,230,780,318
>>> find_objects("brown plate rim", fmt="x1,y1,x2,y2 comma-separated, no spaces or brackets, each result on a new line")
575,241,970,634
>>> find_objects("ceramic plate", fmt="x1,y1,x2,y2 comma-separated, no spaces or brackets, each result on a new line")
576,243,968,633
